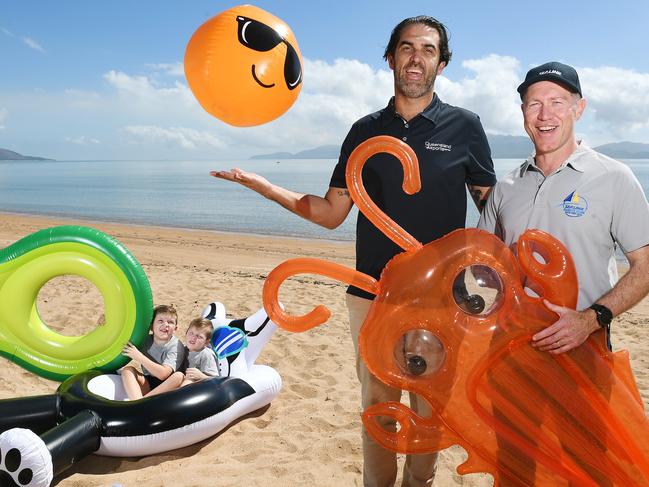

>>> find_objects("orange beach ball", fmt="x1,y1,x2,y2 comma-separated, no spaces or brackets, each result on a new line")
184,4,303,127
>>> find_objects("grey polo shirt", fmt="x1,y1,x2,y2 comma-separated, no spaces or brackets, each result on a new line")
141,335,184,376
188,348,219,377
478,143,649,309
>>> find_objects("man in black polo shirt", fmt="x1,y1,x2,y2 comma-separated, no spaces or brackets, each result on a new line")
212,15,495,487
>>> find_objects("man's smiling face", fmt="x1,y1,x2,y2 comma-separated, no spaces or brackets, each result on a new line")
522,81,586,160
388,23,446,99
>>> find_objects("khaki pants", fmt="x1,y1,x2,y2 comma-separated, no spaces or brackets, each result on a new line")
347,294,438,487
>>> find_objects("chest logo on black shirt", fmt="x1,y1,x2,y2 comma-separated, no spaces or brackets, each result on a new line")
559,190,588,217
425,141,452,152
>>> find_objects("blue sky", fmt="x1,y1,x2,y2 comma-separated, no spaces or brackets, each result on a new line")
1,0,648,160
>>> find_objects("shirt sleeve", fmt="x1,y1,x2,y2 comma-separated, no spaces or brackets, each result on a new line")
466,115,496,187
477,183,502,237
200,350,220,377
160,340,180,371
329,123,359,189
611,165,649,254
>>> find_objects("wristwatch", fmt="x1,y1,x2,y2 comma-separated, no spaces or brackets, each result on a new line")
589,303,613,328
589,303,613,351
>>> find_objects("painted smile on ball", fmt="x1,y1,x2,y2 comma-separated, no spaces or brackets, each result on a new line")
251,65,275,88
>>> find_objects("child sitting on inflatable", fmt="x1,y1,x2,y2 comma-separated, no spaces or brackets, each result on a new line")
120,304,187,399
182,317,219,385
163,317,220,388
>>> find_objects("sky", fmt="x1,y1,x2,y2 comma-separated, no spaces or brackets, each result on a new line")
1,0,648,160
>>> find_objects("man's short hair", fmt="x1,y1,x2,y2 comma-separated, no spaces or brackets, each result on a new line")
383,16,452,66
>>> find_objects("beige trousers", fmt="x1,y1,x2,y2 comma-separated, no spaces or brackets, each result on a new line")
347,294,438,487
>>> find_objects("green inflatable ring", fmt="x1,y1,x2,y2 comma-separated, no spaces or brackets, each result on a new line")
0,226,153,381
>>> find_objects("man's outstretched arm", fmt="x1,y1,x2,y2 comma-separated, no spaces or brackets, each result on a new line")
211,168,353,229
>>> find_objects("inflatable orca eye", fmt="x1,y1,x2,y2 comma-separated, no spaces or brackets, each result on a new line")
452,265,503,316
394,330,445,377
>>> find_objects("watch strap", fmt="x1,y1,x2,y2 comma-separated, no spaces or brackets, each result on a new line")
589,303,613,351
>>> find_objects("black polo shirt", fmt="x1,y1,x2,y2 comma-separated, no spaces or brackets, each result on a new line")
330,94,496,299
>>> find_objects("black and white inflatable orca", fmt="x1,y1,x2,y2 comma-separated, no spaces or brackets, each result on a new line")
0,303,281,487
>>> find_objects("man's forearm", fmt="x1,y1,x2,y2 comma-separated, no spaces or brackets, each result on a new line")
264,185,351,229
593,246,649,317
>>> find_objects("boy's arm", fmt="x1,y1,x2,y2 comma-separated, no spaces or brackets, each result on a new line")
122,342,174,380
187,351,219,380
185,368,209,381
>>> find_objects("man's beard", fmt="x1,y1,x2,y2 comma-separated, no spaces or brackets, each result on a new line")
395,64,436,98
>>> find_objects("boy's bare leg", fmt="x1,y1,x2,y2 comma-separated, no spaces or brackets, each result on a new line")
121,366,148,399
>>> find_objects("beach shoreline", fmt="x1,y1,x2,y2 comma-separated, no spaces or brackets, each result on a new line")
0,212,647,486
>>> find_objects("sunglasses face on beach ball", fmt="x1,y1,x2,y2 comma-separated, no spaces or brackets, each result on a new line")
184,4,303,127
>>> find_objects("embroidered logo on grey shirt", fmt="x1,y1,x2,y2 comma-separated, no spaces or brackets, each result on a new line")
560,190,588,217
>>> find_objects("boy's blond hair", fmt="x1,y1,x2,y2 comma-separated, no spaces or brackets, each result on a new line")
187,317,214,342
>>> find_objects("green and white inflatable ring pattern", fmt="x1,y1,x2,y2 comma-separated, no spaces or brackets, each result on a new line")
0,226,153,381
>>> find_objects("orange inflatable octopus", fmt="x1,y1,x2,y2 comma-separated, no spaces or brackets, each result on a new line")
262,135,649,486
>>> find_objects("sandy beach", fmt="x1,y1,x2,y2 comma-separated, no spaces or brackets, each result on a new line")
1,212,647,487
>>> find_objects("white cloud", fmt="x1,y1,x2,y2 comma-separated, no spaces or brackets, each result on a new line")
22,36,45,53
122,125,226,150
239,58,393,152
3,55,648,160
579,66,649,142
103,70,196,108
145,62,185,76
65,136,101,145
437,55,524,136
1,27,14,37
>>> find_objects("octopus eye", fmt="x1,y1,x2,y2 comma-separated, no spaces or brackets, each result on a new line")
452,265,503,316
394,330,445,377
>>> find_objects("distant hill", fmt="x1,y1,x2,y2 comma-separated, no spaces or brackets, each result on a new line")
251,138,649,160
251,137,534,160
487,135,533,158
593,141,649,159
0,148,51,161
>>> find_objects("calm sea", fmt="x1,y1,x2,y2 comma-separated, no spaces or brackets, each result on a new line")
1,157,648,243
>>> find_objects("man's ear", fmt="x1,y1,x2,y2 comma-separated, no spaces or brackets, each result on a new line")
575,97,587,120
436,61,447,76
387,53,395,71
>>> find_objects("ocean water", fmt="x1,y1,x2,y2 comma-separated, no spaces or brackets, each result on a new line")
1,157,648,243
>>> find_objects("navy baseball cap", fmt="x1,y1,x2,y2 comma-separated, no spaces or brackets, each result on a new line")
517,61,582,98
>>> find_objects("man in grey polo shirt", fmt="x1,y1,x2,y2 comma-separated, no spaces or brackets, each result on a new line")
479,61,649,355
479,61,649,485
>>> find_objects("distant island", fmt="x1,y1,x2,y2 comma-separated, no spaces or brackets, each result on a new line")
252,137,649,160
594,142,649,159
0,148,51,161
